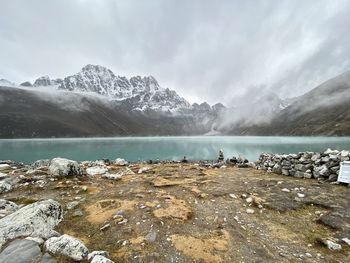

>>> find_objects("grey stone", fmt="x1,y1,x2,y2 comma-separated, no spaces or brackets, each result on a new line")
91,255,114,263
281,169,289,176
0,239,41,263
72,210,84,217
0,164,10,171
0,181,12,194
45,234,88,261
48,158,82,177
0,199,19,219
88,251,110,261
86,166,108,176
66,201,79,210
145,230,157,243
39,253,57,263
31,159,51,169
114,158,128,166
0,199,63,249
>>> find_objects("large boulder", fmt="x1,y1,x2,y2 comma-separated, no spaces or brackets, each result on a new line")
0,239,42,263
48,158,82,177
45,234,88,261
0,199,63,249
0,199,19,219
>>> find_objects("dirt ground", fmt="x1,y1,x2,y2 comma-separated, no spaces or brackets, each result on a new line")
2,163,350,263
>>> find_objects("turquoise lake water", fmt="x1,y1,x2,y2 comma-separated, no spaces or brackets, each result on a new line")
0,136,350,164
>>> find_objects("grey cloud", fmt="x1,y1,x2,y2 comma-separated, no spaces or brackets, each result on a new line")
0,0,349,105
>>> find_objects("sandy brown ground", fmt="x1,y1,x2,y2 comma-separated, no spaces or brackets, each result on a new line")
2,163,350,263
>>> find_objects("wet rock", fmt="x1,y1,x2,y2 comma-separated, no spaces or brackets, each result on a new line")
91,255,114,263
48,158,82,177
86,166,108,176
0,199,63,249
0,239,41,263
45,234,88,261
0,199,19,218
115,158,128,166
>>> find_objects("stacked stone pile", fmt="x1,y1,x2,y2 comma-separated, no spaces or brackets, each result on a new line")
256,149,350,181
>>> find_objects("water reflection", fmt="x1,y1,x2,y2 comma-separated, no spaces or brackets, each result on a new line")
0,136,349,163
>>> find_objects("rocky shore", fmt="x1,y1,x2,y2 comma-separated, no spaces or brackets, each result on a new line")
0,151,349,262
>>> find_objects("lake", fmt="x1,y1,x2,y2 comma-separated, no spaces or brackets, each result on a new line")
0,136,350,164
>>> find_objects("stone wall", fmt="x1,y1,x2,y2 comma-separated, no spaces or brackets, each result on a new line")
256,149,350,181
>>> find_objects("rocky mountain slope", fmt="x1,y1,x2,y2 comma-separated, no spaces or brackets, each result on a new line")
1,65,350,137
0,65,225,138
0,86,212,138
37,64,192,113
223,70,350,136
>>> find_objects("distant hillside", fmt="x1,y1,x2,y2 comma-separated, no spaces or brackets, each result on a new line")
0,87,210,138
226,70,350,136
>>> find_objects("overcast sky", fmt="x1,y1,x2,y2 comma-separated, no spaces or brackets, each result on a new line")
1,0,350,104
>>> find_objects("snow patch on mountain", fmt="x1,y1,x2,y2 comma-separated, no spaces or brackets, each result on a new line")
54,64,191,112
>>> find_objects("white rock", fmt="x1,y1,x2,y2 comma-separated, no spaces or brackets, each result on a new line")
115,158,128,166
281,188,290,193
101,173,122,180
88,251,109,261
246,197,253,203
0,172,8,179
91,255,114,263
48,158,82,177
86,166,108,176
66,201,80,210
45,234,88,261
340,150,349,157
297,193,305,198
0,181,12,193
0,199,62,249
0,164,11,171
342,237,350,246
0,199,19,218
326,240,342,251
31,159,51,169
246,208,255,214
229,194,237,199
138,167,151,174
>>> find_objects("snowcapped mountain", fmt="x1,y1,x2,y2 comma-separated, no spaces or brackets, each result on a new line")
54,64,191,112
0,79,16,87
33,76,62,87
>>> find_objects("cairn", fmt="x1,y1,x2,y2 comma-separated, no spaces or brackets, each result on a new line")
218,149,224,162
